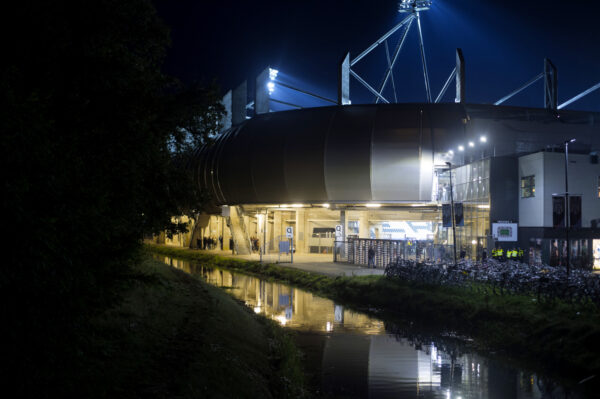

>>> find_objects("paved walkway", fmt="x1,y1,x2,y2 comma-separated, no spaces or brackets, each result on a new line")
190,248,384,277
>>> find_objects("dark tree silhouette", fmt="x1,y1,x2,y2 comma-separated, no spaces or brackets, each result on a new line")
1,1,222,394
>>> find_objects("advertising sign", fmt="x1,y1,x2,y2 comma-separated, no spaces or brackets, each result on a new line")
442,204,452,227
552,196,565,228
454,202,464,227
286,226,294,239
335,225,343,239
492,223,518,242
570,196,582,229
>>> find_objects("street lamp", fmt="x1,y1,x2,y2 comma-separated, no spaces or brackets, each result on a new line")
446,161,458,267
564,138,576,276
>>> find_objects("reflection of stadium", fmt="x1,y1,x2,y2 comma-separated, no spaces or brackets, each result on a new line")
164,256,554,397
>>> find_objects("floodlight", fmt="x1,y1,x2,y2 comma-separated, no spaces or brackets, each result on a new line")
448,150,454,155
458,145,465,151
269,68,279,81
267,81,275,94
468,141,475,147
398,0,432,13
480,136,487,143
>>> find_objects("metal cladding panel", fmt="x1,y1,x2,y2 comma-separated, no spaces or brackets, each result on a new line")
248,113,290,203
325,107,376,201
217,126,258,204
371,105,421,201
283,108,335,202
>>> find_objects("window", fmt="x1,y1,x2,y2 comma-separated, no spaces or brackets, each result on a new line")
521,175,535,198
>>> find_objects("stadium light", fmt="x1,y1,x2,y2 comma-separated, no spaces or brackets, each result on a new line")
398,0,432,13
458,145,465,151
468,141,475,148
480,136,487,143
267,81,275,94
269,68,278,81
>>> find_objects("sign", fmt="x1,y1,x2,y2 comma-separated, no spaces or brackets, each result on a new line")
442,204,452,227
454,202,464,227
492,223,518,242
552,196,565,228
570,196,582,229
286,226,294,239
335,225,343,239
278,240,290,253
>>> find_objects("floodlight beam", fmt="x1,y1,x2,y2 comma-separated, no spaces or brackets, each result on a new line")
274,80,338,105
494,72,544,105
557,81,600,110
350,15,414,66
350,69,390,103
375,16,414,103
270,98,303,109
435,67,457,103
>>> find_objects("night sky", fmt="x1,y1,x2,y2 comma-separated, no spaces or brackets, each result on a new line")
154,0,600,111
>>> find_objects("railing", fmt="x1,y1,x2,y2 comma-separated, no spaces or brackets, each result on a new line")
334,238,454,268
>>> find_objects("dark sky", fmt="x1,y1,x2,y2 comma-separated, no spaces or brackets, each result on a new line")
154,0,599,111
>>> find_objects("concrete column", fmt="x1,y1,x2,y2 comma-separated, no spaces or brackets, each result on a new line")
273,211,282,244
359,211,369,238
340,210,346,242
295,209,306,254
303,210,310,253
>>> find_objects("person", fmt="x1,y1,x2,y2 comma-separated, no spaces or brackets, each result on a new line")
229,238,234,254
219,235,223,250
368,246,375,268
482,248,487,263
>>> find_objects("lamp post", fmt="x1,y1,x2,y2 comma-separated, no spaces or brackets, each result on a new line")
446,162,458,267
564,138,575,276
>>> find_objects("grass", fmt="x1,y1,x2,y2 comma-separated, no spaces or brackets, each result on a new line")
64,256,307,398
147,244,600,388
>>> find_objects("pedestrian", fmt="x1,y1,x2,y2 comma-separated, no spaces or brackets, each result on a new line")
368,246,375,268
219,235,223,250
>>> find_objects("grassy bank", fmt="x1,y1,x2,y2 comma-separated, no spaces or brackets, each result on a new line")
50,256,306,398
147,244,600,387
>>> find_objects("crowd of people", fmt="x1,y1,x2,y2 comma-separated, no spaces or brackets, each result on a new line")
197,236,223,250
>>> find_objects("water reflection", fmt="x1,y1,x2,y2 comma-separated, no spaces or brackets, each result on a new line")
161,256,580,399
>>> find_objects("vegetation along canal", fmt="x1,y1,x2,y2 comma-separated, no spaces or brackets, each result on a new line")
157,255,587,398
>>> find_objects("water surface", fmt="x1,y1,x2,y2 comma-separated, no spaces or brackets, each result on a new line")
159,255,584,398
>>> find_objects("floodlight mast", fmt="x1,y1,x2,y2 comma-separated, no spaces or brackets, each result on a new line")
346,1,435,104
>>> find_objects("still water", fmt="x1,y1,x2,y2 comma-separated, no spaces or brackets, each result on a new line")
160,256,582,399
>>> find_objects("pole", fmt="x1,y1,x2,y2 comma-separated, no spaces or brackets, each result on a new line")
564,140,572,276
446,162,458,267
262,210,267,263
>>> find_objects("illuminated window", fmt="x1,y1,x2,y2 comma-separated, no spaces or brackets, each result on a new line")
598,176,600,198
521,175,535,198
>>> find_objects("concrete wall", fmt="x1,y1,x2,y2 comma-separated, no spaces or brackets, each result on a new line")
518,152,545,227
519,152,600,228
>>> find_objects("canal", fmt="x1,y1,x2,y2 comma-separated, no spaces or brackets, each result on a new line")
158,255,584,398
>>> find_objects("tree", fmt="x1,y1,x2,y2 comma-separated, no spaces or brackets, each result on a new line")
0,0,223,394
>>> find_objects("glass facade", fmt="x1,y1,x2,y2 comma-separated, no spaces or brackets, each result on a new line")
435,159,491,260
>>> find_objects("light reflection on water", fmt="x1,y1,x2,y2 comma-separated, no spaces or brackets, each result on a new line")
160,255,580,399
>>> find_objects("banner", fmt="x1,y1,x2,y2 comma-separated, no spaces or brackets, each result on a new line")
442,204,452,227
570,196,582,229
454,202,464,227
552,196,565,228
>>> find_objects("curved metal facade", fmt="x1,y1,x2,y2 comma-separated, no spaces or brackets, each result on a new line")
197,103,600,205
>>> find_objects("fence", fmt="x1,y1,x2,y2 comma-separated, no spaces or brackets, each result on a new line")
334,238,455,268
